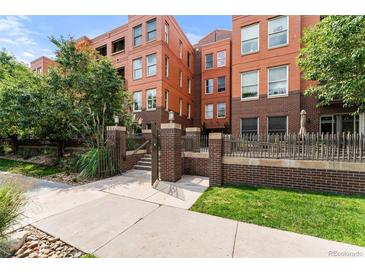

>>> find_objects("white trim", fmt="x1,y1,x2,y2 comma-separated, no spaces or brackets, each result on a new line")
179,98,183,116
146,88,156,111
217,50,226,67
267,65,288,98
165,55,169,78
241,22,260,55
241,69,259,100
132,57,142,80
164,90,169,111
205,78,214,94
205,103,213,119
268,15,289,49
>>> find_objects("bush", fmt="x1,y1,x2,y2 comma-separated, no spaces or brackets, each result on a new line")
76,147,115,178
0,183,25,242
0,143,13,155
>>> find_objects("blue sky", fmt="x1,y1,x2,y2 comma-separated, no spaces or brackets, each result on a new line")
0,15,232,65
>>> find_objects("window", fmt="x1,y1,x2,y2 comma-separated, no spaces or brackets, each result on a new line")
187,103,191,119
164,90,169,111
268,65,288,96
241,118,258,135
205,53,213,69
268,116,287,135
146,53,157,76
188,78,191,94
179,40,183,59
165,56,169,78
147,18,157,42
133,24,142,47
96,45,107,56
179,99,183,116
205,79,213,94
179,70,183,88
164,22,169,43
218,76,226,92
217,103,226,118
241,70,259,99
268,16,288,48
217,50,226,67
112,38,125,53
187,52,191,68
36,67,42,74
241,23,259,54
117,67,125,79
146,89,156,110
205,104,213,119
132,58,142,80
320,114,359,134
133,91,142,112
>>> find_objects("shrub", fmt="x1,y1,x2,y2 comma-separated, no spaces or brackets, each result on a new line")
0,183,25,242
76,147,115,178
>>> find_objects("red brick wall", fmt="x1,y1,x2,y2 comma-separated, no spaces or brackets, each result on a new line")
122,152,145,172
183,157,209,177
223,164,365,195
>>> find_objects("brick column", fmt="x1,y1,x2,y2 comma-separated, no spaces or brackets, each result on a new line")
160,123,182,182
209,132,223,187
186,127,201,152
106,126,126,162
142,129,152,154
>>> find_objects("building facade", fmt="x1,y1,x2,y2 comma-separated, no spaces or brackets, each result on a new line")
31,15,364,135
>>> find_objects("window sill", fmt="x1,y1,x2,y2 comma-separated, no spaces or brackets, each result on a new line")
268,43,289,50
133,110,142,113
111,50,125,56
205,92,213,95
267,94,289,99
241,97,259,102
146,74,156,78
146,108,157,112
241,50,259,56
218,90,226,93
217,116,226,119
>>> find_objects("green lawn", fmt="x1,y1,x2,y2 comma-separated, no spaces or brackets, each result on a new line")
191,185,365,247
0,158,62,178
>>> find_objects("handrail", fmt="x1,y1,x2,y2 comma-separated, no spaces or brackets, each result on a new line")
130,140,150,156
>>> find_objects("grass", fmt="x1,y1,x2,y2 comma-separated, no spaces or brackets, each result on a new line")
80,253,97,258
0,158,62,178
191,185,365,247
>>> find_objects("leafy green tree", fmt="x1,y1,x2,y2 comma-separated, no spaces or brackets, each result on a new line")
298,16,365,113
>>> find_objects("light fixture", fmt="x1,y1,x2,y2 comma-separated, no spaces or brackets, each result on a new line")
113,115,119,126
168,111,174,123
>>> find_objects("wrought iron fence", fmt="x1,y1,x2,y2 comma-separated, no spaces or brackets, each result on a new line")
181,135,209,152
224,133,365,162
200,135,209,152
181,135,193,152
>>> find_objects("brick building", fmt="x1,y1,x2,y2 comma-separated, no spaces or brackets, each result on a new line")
31,15,365,135
30,56,56,74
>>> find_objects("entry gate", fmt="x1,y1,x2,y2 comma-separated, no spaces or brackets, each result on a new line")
151,123,160,185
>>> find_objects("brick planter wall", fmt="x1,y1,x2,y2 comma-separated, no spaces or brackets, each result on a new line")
183,153,209,177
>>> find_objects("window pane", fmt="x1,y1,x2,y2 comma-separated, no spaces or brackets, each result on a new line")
206,79,213,93
217,103,226,118
112,39,124,53
241,118,258,135
205,104,213,119
268,16,288,48
241,71,258,98
268,81,287,95
218,76,226,92
241,23,259,53
133,92,141,111
205,54,213,69
268,66,287,96
268,16,288,34
133,25,142,46
217,51,226,67
320,116,333,134
268,116,287,135
147,89,156,109
269,31,287,48
242,39,258,54
147,54,156,76
242,24,259,40
147,19,156,32
133,58,142,79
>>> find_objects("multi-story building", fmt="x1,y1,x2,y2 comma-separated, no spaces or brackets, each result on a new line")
30,56,56,74
31,15,365,135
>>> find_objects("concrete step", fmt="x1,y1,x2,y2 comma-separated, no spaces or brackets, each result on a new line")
134,165,152,171
138,160,152,165
136,162,151,167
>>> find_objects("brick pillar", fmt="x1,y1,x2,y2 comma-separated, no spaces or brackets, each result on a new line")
160,123,182,182
142,129,152,154
106,126,126,162
209,132,223,187
186,127,201,152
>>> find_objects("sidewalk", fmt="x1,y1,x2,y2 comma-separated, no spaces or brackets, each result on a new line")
2,170,364,258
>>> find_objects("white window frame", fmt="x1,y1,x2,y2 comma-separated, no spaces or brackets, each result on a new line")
187,103,191,119
267,65,288,98
146,88,156,110
267,116,288,135
132,91,142,112
205,104,213,120
241,70,259,100
179,99,183,116
217,102,226,118
268,16,289,49
217,76,226,92
179,40,183,59
165,55,169,78
205,53,213,69
187,52,191,68
188,78,191,94
217,50,226,67
164,21,169,44
132,57,142,80
241,23,260,55
179,70,183,88
164,90,169,111
146,53,157,77
240,117,259,136
205,79,214,94
146,18,157,42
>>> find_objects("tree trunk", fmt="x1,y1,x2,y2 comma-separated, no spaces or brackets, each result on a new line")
56,140,65,159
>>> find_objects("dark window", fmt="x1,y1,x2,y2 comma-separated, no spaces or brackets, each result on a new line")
112,38,125,53
147,18,157,41
187,52,191,68
133,24,142,46
241,118,258,135
218,76,226,92
268,116,287,135
96,45,107,56
117,67,125,78
205,53,213,69
320,116,333,134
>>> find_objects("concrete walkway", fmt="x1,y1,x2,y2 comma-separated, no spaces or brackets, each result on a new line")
1,170,364,258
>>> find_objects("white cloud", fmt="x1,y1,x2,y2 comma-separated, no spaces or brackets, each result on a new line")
186,32,203,45
0,38,15,45
23,51,35,58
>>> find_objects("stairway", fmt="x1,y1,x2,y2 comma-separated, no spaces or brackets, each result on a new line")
134,154,152,171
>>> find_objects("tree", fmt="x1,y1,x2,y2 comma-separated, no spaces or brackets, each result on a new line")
298,16,365,113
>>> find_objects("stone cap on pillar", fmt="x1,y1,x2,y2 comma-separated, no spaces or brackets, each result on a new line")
209,132,223,139
161,123,181,130
142,129,152,134
106,126,126,131
185,127,201,133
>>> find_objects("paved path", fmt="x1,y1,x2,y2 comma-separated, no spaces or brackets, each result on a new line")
1,170,364,258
